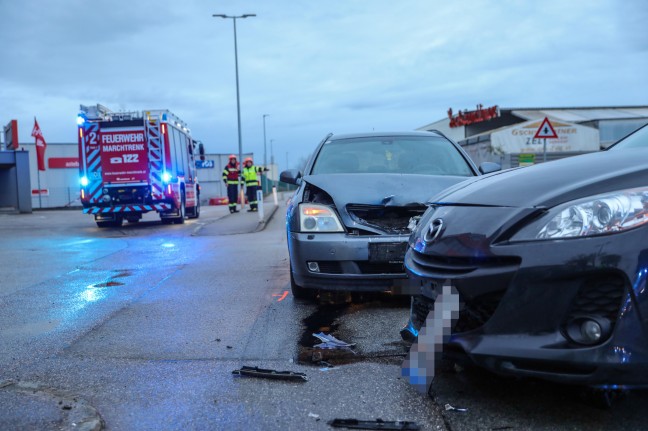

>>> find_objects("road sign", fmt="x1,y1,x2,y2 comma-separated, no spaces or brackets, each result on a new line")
534,117,558,139
196,160,215,169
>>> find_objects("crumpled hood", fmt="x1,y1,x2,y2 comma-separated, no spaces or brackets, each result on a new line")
433,149,648,208
303,173,472,209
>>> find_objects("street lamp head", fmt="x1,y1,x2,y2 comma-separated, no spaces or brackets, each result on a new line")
212,13,256,19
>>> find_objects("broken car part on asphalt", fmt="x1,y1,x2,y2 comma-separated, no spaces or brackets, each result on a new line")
313,332,356,350
232,366,308,382
328,418,420,430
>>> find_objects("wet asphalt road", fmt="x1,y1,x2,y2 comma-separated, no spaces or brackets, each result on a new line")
2,199,648,430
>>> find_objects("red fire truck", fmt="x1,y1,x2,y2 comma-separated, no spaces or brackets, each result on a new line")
77,104,203,228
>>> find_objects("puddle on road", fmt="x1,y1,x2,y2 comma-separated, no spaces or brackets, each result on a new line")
297,295,411,367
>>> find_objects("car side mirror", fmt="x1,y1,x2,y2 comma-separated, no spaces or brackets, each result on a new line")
479,162,501,175
280,169,302,185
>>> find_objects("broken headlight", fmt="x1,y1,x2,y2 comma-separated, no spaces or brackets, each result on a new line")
512,187,648,240
299,203,345,233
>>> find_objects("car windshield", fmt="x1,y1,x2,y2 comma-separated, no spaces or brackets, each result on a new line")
607,124,648,150
310,136,474,176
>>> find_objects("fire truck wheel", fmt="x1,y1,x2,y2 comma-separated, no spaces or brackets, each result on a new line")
173,191,186,224
96,216,123,228
188,198,200,219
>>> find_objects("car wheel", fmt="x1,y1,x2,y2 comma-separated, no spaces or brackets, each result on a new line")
290,265,314,300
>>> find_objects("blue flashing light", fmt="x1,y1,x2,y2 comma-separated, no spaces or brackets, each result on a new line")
162,171,172,183
77,114,86,125
80,176,89,187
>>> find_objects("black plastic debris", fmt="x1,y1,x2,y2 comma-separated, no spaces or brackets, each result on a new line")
231,366,308,382
328,418,420,430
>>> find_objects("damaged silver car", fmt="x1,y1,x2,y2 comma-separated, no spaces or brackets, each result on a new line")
279,131,499,299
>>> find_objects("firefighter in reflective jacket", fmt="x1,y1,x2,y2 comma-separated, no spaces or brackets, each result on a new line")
242,157,260,212
222,155,240,213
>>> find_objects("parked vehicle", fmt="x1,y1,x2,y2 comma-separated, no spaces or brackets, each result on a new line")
280,131,500,299
403,124,648,388
77,104,203,227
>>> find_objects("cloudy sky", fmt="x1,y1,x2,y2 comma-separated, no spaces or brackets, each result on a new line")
2,0,647,170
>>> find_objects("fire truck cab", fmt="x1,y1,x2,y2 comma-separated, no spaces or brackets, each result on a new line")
77,104,203,228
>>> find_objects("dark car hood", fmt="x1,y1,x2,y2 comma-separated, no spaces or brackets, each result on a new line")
303,173,471,207
434,149,648,208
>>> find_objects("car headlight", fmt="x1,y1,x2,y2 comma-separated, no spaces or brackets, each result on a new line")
512,187,648,241
299,203,344,232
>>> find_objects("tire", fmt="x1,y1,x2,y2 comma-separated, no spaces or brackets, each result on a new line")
96,216,123,228
173,191,186,224
290,265,314,300
188,197,200,219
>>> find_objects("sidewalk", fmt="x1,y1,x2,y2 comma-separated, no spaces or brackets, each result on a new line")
195,192,284,236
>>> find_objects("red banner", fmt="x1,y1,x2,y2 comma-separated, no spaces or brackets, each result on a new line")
32,118,47,171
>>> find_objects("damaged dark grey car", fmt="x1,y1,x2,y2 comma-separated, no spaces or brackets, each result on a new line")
280,131,499,299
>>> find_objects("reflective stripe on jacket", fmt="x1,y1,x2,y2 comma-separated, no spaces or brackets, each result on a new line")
222,163,239,184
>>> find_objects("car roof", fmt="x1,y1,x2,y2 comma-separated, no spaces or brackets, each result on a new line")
328,131,445,140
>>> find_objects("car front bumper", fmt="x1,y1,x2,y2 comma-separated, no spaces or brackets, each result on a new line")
404,215,648,387
289,231,418,294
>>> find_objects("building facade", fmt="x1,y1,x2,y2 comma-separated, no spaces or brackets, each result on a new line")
418,105,648,168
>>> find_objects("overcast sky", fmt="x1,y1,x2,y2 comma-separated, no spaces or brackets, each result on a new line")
2,0,647,170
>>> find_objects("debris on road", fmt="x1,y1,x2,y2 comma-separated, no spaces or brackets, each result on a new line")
312,332,356,350
328,418,420,430
232,366,308,382
444,403,468,412
308,412,320,420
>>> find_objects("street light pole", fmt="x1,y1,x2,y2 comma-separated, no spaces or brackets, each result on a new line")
213,13,256,210
262,114,269,169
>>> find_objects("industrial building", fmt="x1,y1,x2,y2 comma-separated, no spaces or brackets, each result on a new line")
418,105,648,168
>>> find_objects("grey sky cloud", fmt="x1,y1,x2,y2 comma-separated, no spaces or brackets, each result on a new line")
1,0,646,171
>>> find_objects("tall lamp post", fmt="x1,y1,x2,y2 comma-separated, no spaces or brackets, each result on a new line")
213,13,256,209
262,114,269,169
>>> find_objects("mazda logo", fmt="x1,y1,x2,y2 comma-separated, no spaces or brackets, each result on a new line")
424,218,444,243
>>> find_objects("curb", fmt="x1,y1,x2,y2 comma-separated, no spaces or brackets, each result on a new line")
254,203,281,233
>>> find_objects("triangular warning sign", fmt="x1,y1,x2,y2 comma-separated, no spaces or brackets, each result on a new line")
534,117,558,139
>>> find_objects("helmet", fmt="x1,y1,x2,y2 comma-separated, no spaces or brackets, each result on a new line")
244,157,253,164
229,154,237,160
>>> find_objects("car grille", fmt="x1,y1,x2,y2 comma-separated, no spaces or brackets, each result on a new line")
409,250,521,276
567,274,626,322
346,204,426,234
454,289,506,333
316,261,344,274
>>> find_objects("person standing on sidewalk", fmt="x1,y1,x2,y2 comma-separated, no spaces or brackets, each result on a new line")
222,155,240,213
241,157,261,212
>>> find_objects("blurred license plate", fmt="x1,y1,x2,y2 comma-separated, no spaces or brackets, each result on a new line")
368,242,407,263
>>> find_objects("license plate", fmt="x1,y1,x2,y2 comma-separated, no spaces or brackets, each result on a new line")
368,242,407,263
